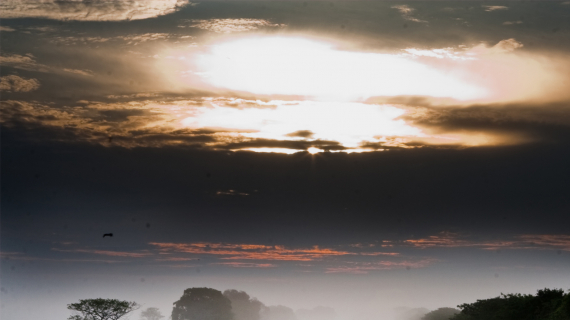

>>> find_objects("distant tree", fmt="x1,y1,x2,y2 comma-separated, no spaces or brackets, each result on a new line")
421,308,459,320
67,298,139,320
141,307,165,320
296,306,336,320
223,289,264,320
261,305,297,320
172,287,233,320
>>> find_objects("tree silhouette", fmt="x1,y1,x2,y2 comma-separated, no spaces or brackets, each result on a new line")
141,307,165,320
67,298,139,320
172,287,233,320
451,289,569,320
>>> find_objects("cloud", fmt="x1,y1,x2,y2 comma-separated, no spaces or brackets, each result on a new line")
391,5,427,23
216,190,250,196
0,75,40,92
51,33,192,46
325,259,437,274
0,53,49,72
0,26,16,32
503,21,523,25
404,232,570,251
52,248,152,257
483,5,508,12
0,0,192,21
285,130,315,138
1,98,431,151
149,242,354,261
183,19,286,33
213,262,277,268
63,68,94,76
401,101,570,145
491,38,523,53
6,93,570,152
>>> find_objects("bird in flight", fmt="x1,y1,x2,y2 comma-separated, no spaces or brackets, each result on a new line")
102,233,113,238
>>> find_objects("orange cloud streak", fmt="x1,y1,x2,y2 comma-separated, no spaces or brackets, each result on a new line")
149,242,355,261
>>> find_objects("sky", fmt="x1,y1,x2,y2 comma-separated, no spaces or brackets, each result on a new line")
1,1,570,320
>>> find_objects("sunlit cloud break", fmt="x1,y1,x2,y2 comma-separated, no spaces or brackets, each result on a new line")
192,37,486,101
181,100,423,149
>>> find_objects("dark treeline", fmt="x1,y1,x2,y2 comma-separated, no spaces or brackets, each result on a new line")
447,289,570,320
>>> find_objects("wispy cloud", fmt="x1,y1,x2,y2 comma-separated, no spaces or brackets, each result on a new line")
52,248,152,258
149,242,353,261
213,262,278,268
183,19,286,33
325,259,437,274
483,5,508,12
63,68,94,76
216,190,250,196
404,232,570,251
391,5,427,23
0,26,16,32
0,53,49,72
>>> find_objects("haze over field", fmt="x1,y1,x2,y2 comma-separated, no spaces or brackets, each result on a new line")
1,1,570,320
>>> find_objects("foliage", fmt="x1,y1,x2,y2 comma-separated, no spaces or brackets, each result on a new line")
223,289,264,320
450,289,569,320
141,307,165,320
422,308,460,320
172,287,233,320
67,298,139,320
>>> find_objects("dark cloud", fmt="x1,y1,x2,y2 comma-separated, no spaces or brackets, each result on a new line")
285,130,315,139
402,102,570,144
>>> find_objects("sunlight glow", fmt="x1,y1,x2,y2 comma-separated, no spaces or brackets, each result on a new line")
194,37,487,101
181,101,423,148
307,147,323,154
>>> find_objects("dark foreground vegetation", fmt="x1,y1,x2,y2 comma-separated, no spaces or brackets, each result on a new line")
66,288,570,320
448,289,570,320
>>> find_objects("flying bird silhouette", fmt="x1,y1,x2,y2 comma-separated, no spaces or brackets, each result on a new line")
102,233,113,238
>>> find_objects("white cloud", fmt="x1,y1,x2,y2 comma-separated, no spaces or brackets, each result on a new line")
0,75,40,92
63,68,94,76
391,5,427,23
483,5,508,12
185,19,286,33
491,38,524,53
0,53,50,72
0,26,16,32
0,0,192,21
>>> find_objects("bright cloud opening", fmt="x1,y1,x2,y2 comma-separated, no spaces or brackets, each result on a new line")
192,37,487,101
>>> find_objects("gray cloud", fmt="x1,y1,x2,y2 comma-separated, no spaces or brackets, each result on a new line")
0,75,40,92
483,5,508,12
0,53,49,72
0,0,192,21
